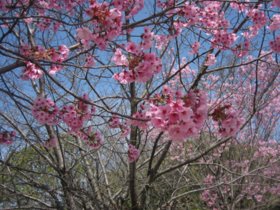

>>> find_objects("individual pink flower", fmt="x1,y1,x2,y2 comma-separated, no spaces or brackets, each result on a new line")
270,36,280,53
233,39,250,57
191,41,200,54
76,27,94,41
151,118,166,128
49,65,63,74
113,0,144,18
268,14,280,31
126,42,140,54
109,115,121,128
254,194,263,202
211,104,242,137
24,17,33,24
170,100,184,112
57,45,69,61
162,85,171,95
169,112,180,124
140,27,153,49
21,62,43,80
113,70,134,84
87,131,104,149
205,54,216,66
84,55,95,68
0,131,16,145
156,104,171,118
112,48,128,66
128,144,140,163
120,122,130,137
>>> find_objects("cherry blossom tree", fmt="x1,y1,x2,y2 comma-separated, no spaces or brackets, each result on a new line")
0,0,279,209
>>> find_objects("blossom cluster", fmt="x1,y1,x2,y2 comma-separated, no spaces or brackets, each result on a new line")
113,0,144,18
211,104,242,138
205,54,216,66
140,28,154,49
200,175,218,209
109,115,130,137
212,30,237,50
130,110,148,130
247,8,267,30
60,94,95,132
112,47,162,84
175,1,279,53
79,126,104,150
32,95,100,148
32,97,60,125
233,39,250,58
0,131,16,145
178,2,237,50
109,115,121,128
22,62,43,80
20,44,69,79
269,14,280,31
84,55,95,68
147,88,208,142
77,1,122,49
270,35,280,53
191,41,200,54
128,144,140,163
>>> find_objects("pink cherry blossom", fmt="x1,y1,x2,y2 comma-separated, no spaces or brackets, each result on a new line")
272,0,280,7
76,27,94,41
109,115,121,128
32,97,60,125
112,48,128,66
140,28,154,50
84,55,95,68
113,50,162,84
211,104,242,138
270,36,280,53
147,89,208,142
0,131,16,145
268,14,280,31
60,94,95,131
191,41,200,54
205,54,216,66
77,1,122,49
21,62,43,80
87,130,104,150
113,0,144,18
128,144,140,163
167,124,187,141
